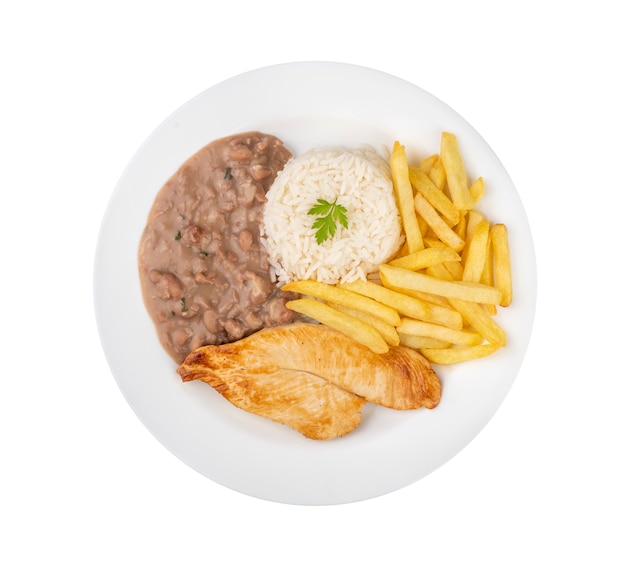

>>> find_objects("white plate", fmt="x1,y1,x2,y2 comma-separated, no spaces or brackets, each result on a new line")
94,62,536,505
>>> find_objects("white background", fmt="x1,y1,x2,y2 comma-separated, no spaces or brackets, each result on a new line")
1,1,624,565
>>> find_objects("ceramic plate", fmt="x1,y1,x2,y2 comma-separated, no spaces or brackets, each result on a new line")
94,62,536,505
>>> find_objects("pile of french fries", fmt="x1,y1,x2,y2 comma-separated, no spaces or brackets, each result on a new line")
284,132,512,365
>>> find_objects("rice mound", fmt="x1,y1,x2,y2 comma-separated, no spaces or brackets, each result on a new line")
261,145,403,284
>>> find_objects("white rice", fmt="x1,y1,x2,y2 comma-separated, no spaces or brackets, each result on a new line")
261,145,403,284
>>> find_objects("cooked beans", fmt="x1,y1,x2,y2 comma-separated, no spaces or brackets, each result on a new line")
138,132,301,364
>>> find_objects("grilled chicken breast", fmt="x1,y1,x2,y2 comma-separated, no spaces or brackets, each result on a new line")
177,323,441,439
179,363,365,440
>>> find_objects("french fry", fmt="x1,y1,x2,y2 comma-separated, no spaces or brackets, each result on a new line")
450,299,506,347
469,176,485,204
417,214,430,238
380,264,502,305
414,193,465,252
398,333,451,350
420,301,463,330
418,154,439,174
409,166,460,225
481,230,494,286
394,287,453,308
491,223,513,307
454,210,467,242
440,132,474,210
339,279,463,330
281,280,401,326
377,133,512,367
443,260,464,281
426,262,464,291
329,303,400,346
390,141,423,253
427,155,447,190
397,241,411,258
420,343,501,364
425,262,456,282
426,262,506,347
465,210,485,236
388,246,460,271
461,210,485,265
480,231,497,315
397,318,483,347
286,299,389,354
423,237,447,248
462,220,490,282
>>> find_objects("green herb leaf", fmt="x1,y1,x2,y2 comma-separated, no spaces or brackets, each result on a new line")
307,198,349,244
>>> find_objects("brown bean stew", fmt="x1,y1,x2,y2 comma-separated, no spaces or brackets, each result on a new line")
138,132,302,364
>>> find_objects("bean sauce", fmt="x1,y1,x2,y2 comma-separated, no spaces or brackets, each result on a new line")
138,132,301,363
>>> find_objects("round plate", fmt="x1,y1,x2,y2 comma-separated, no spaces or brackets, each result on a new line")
94,62,536,505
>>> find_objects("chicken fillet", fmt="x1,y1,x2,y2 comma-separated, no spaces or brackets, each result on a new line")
177,323,441,438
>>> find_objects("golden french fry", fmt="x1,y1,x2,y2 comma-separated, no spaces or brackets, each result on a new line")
420,301,463,330
417,214,430,238
448,299,506,347
409,166,460,225
420,343,501,364
426,261,455,282
397,318,483,347
469,176,485,203
398,333,451,350
440,132,474,210
381,280,453,308
418,154,439,174
388,246,461,271
380,134,512,366
480,231,497,315
380,264,502,305
454,210,467,242
427,261,465,289
414,193,465,252
443,260,464,281
397,241,411,258
281,280,401,326
405,289,452,309
428,155,447,190
462,220,490,282
390,141,423,253
423,237,446,248
491,223,513,307
426,263,505,345
465,210,485,237
286,299,389,354
329,303,400,346
461,210,485,265
481,230,494,286
339,279,463,330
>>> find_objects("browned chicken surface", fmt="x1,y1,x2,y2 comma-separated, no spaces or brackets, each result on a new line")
177,323,441,439
180,364,365,440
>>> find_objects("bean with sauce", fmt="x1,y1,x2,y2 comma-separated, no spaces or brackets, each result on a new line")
138,132,301,364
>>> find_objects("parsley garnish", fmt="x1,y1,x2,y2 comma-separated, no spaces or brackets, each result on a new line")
307,198,348,244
